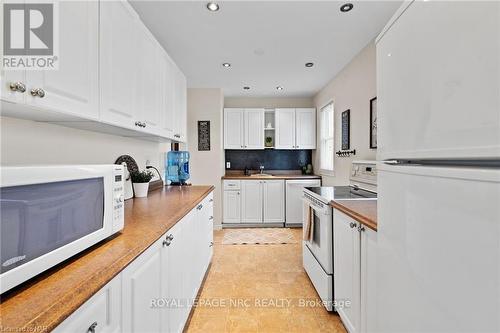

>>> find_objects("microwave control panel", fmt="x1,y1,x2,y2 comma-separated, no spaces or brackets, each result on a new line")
112,166,125,232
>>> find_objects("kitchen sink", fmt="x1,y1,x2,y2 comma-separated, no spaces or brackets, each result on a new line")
250,173,274,177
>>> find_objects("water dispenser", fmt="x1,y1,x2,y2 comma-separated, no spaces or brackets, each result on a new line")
165,150,190,185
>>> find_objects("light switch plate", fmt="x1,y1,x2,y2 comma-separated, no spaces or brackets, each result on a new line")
226,162,231,169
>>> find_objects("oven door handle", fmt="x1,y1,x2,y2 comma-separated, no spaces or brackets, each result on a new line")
302,197,331,215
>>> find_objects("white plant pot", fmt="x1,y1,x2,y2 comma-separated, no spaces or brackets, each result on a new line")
133,182,149,198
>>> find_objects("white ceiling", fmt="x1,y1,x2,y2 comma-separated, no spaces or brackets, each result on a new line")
130,1,401,97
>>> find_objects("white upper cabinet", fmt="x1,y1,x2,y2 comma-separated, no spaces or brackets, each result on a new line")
224,108,244,149
159,53,175,138
136,24,162,135
275,108,296,149
100,0,138,129
275,108,316,149
1,0,187,141
244,108,265,149
376,1,500,159
26,0,99,120
295,108,316,149
224,108,264,149
172,65,187,142
1,0,99,120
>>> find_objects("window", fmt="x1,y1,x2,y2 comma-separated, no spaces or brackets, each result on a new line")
320,102,334,174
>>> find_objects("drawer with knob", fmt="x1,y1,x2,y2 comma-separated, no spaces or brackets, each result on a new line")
53,275,121,333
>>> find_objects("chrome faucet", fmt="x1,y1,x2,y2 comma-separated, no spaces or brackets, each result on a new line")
259,164,265,174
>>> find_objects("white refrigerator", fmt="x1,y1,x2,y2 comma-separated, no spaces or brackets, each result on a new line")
375,1,500,332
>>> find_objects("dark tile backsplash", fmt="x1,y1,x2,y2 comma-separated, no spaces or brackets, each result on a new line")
225,150,312,170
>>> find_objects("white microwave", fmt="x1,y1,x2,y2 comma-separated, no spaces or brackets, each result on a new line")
0,165,125,294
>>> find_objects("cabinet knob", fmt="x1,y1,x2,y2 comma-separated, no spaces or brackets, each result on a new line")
87,321,98,333
30,88,45,98
9,82,26,93
209,198,214,202
167,234,174,241
237,192,240,195
163,239,171,247
197,204,203,210
209,216,213,220
357,225,365,232
209,241,213,247
349,222,357,229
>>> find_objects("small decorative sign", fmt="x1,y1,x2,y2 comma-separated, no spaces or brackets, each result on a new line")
370,97,377,149
198,121,210,151
341,110,350,150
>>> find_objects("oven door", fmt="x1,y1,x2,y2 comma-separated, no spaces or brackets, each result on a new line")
304,200,333,274
0,165,116,293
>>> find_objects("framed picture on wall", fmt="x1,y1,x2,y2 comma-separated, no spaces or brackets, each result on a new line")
198,121,210,151
341,109,350,150
370,97,377,149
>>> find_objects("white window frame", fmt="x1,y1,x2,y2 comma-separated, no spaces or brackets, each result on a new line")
319,101,334,175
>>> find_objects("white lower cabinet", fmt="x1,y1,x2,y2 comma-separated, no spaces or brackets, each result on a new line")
56,192,214,333
223,190,241,223
54,276,121,333
122,237,163,332
241,180,263,223
333,209,377,333
262,180,285,223
224,179,284,224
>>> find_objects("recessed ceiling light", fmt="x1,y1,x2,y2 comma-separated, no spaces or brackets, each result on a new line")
222,63,231,68
243,86,250,90
206,2,219,11
340,3,354,12
305,62,314,68
276,86,284,91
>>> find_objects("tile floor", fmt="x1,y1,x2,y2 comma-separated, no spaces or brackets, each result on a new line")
185,228,346,333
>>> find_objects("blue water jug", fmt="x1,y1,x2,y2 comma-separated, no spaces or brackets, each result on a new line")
166,151,190,185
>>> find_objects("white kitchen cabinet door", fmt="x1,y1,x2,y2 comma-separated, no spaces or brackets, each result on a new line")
26,0,99,120
262,180,285,223
54,276,121,333
275,108,296,149
224,108,244,149
376,1,500,160
334,210,360,333
122,237,162,333
223,190,241,223
244,108,264,149
159,52,175,138
285,179,321,225
295,108,316,149
100,0,138,129
175,67,187,142
241,180,263,223
162,218,190,333
360,226,377,333
135,25,161,134
201,193,214,270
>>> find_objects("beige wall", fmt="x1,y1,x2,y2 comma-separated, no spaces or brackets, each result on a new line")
186,88,224,229
224,97,314,108
313,42,377,186
0,117,169,171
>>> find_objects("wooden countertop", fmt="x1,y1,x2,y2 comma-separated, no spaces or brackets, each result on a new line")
0,185,214,332
331,199,378,231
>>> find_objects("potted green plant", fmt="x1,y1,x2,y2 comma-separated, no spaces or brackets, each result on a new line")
265,136,273,147
130,170,153,198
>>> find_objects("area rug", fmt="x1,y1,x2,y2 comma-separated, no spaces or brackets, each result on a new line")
222,228,298,245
